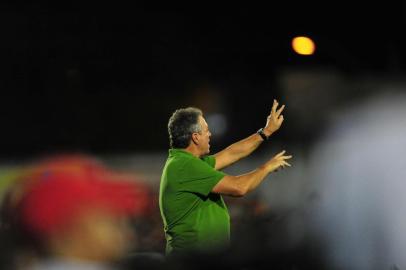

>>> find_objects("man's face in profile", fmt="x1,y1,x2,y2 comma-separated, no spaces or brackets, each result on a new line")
197,116,211,155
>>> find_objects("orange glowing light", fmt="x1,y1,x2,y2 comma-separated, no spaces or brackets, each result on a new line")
292,36,316,55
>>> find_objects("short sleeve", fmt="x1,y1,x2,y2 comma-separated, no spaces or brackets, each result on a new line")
179,156,225,197
201,155,216,168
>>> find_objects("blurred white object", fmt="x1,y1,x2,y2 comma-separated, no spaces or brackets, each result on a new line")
309,91,406,270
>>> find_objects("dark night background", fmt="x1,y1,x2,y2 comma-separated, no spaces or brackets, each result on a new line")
1,3,405,159
2,4,406,270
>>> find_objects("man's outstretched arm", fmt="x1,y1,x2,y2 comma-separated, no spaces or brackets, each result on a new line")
214,99,285,170
212,150,292,197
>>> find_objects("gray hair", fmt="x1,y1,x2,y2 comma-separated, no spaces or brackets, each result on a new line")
167,107,202,148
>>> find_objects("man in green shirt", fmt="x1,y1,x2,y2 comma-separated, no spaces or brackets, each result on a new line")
159,99,292,255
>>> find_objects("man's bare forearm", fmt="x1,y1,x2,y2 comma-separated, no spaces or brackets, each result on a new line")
229,133,266,158
212,150,291,197
214,100,285,170
234,165,270,195
215,133,268,170
213,166,270,197
235,150,290,195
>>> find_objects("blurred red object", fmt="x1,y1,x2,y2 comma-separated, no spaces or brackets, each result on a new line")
9,154,151,237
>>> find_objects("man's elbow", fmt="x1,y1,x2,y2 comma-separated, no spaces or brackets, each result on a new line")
212,180,248,197
233,185,248,197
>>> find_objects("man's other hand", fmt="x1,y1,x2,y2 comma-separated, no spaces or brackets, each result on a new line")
264,99,285,136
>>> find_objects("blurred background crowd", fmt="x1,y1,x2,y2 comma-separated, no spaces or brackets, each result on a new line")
1,3,406,270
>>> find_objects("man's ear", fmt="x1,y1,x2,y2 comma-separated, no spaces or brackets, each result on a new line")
191,133,199,145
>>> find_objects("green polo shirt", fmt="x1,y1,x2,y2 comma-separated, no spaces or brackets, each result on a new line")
159,149,230,254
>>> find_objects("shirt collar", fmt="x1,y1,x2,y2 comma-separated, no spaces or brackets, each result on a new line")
169,148,195,158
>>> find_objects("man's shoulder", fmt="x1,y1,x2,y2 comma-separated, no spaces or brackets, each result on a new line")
165,154,213,172
200,155,216,168
201,154,214,162
164,154,191,171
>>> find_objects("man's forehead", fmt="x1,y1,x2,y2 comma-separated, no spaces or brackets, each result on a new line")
199,116,208,127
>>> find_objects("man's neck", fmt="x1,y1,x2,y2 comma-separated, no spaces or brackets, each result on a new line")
183,145,201,158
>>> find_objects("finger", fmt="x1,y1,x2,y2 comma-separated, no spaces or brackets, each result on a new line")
275,150,286,157
278,115,284,125
276,104,285,116
272,99,278,114
279,162,288,170
282,155,293,160
279,162,290,168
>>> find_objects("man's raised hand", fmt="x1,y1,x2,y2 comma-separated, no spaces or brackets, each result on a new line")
264,99,285,135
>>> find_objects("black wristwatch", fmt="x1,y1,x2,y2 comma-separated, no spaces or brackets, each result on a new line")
257,128,269,141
